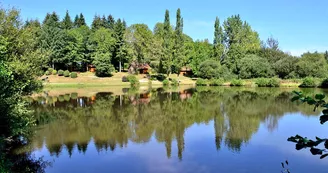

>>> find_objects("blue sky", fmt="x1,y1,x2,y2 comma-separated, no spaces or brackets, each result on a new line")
2,0,328,56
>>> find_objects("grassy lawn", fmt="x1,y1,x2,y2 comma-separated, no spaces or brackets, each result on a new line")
42,72,196,88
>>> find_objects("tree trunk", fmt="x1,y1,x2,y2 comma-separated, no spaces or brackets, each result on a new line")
119,61,122,72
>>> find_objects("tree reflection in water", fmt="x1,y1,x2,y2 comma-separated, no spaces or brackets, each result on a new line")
26,87,318,160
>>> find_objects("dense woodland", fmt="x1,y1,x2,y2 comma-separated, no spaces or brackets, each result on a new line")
2,7,328,79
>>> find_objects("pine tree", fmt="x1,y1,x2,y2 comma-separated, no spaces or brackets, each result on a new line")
213,17,224,62
101,15,109,28
73,15,79,28
113,18,127,72
107,15,115,30
91,15,102,30
61,10,73,29
77,13,86,27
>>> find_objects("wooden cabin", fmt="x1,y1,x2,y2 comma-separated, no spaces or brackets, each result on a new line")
180,67,192,76
88,65,96,73
138,64,151,74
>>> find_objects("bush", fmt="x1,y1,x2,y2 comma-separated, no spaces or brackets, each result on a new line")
71,93,78,99
320,79,328,88
198,60,221,79
230,79,245,86
58,70,64,76
196,79,208,86
162,79,169,86
70,72,78,78
52,70,57,75
299,77,318,88
256,78,280,87
45,71,50,76
268,78,280,87
171,79,179,86
127,75,139,87
47,68,54,73
64,70,70,77
209,79,224,86
122,76,128,82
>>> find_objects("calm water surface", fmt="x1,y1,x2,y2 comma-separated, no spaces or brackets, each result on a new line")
25,87,328,173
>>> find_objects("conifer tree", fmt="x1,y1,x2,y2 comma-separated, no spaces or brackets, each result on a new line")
73,14,79,28
107,15,115,30
162,10,172,75
77,13,86,27
173,8,184,76
61,10,73,29
91,15,102,30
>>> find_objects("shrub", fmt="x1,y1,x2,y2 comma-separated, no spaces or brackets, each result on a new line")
162,79,169,86
58,70,64,76
256,78,280,87
71,93,78,99
64,94,71,101
198,60,221,79
45,71,50,76
122,76,128,82
58,95,64,102
196,79,208,86
268,78,280,87
209,79,224,86
255,78,269,87
230,79,245,86
52,70,57,75
48,68,54,73
171,79,179,86
127,75,139,87
70,72,78,78
299,77,318,88
320,79,328,88
64,70,70,77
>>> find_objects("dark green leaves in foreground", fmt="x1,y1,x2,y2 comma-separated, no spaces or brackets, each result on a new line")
289,91,328,159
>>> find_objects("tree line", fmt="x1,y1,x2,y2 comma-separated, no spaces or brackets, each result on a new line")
4,7,328,79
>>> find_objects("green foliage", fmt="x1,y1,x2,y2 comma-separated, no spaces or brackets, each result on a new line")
255,78,280,87
299,77,318,88
289,91,328,159
64,70,70,77
196,79,208,86
52,70,57,75
45,71,50,75
198,60,222,79
162,79,169,86
230,79,245,86
237,54,274,79
70,72,78,78
296,52,328,78
209,78,224,86
127,75,139,87
58,70,64,76
171,79,179,86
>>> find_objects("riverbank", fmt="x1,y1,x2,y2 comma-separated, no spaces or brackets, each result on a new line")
41,72,312,89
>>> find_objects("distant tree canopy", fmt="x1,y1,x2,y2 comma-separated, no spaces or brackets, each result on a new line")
3,7,327,79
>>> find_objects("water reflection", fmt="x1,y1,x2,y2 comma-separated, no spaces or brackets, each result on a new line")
26,87,320,162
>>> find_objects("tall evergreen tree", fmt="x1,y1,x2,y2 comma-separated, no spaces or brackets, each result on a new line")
162,9,172,75
73,14,79,28
213,17,224,62
91,15,102,30
113,18,127,72
77,13,86,27
173,8,185,76
61,10,73,29
107,15,115,30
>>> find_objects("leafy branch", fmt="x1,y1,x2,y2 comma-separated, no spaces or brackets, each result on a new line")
288,91,328,159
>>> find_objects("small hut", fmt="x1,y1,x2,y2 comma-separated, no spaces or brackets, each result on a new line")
88,64,96,72
138,63,151,74
180,67,192,76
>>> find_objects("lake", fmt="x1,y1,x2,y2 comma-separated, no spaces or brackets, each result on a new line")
23,87,328,173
